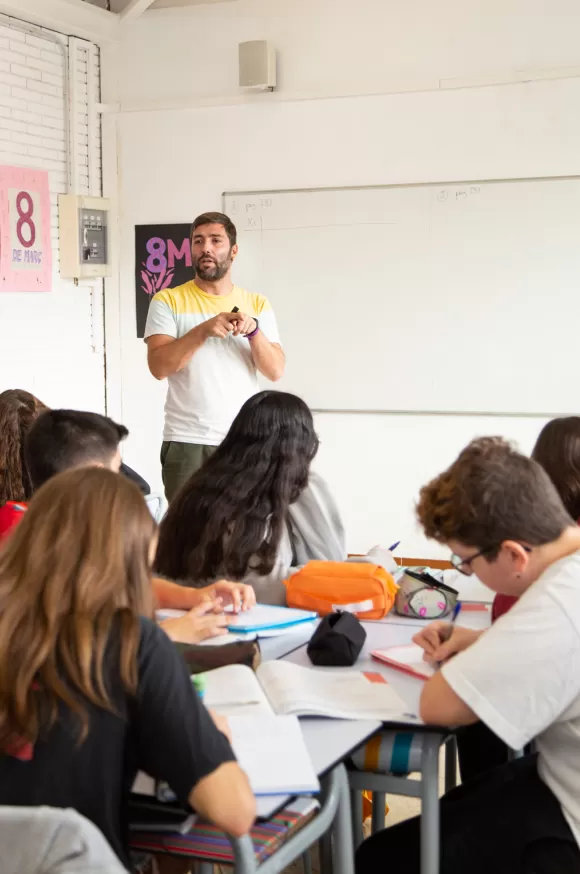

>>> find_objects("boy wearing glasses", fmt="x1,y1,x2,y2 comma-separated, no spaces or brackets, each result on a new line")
356,436,580,874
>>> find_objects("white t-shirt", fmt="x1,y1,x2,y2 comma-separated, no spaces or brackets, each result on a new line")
144,281,281,445
443,551,580,847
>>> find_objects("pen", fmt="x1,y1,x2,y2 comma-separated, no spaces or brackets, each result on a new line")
440,602,462,644
231,306,240,313
388,541,400,552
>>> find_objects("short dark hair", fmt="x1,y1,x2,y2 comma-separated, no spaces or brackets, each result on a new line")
25,410,128,490
532,417,580,522
416,436,572,557
190,212,237,248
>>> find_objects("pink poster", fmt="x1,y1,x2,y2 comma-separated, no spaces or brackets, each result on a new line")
0,165,52,292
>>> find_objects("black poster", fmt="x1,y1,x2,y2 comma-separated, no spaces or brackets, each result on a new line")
135,223,193,338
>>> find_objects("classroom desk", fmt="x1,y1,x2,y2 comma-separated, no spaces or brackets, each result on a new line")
281,615,492,874
201,664,381,874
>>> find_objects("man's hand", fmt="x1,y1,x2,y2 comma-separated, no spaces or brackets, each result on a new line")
231,312,257,337
413,621,483,665
203,312,241,339
159,600,228,644
200,581,256,614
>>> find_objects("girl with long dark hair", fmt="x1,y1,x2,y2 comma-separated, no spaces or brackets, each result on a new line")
155,391,346,603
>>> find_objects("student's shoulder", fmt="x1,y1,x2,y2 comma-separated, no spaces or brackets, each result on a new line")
236,287,274,316
137,616,179,665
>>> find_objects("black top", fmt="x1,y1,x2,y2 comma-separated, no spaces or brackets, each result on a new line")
120,462,151,496
0,618,235,867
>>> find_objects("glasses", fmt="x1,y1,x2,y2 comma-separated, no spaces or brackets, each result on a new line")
450,544,532,576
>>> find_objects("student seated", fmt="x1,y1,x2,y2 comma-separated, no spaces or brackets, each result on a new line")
356,437,580,874
493,415,580,621
0,468,255,869
458,416,580,783
155,390,346,605
0,389,47,537
0,387,150,508
20,409,255,642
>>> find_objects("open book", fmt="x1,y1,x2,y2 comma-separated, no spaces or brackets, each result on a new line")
204,661,420,723
371,644,436,681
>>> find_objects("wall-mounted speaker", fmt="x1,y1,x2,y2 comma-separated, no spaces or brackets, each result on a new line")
239,40,276,91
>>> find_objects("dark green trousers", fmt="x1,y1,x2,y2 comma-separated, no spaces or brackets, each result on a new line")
160,441,215,502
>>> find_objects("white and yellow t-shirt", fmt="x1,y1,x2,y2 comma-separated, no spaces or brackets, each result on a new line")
144,280,281,445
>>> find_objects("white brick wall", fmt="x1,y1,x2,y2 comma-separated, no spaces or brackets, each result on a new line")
0,15,106,413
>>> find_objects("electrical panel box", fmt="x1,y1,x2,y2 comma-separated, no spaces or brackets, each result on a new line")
58,194,111,279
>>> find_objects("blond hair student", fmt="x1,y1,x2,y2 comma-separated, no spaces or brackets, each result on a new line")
0,468,255,869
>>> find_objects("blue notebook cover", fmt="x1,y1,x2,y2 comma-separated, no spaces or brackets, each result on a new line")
226,603,317,634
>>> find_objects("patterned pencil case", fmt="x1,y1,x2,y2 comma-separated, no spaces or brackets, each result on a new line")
394,569,458,619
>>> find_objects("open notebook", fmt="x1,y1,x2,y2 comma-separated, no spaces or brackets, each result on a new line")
228,713,319,796
371,644,436,681
204,660,420,723
132,711,319,799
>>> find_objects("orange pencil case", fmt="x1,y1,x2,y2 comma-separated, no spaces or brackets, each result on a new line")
285,561,398,620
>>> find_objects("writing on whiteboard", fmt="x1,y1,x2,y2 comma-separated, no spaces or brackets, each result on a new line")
437,186,481,203
229,198,273,217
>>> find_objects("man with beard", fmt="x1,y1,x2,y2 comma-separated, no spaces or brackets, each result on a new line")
145,212,284,500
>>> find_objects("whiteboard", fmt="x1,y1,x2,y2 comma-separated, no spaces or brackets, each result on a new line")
224,178,580,415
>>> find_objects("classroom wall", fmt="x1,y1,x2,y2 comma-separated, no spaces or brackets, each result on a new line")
0,15,106,413
103,0,580,556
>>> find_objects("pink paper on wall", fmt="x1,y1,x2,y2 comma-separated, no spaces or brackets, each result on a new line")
0,165,52,292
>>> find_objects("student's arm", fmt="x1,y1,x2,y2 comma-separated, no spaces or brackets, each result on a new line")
159,602,229,644
189,762,255,837
420,672,478,725
132,619,256,834
152,577,256,612
424,596,580,749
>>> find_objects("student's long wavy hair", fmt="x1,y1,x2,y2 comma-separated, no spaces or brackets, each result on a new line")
0,468,156,752
532,417,580,522
155,391,319,582
0,389,47,505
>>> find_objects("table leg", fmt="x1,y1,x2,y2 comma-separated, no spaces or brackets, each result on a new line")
420,735,442,874
331,764,354,874
302,850,313,874
319,832,333,874
228,833,257,874
370,791,386,835
444,736,457,793
349,788,364,850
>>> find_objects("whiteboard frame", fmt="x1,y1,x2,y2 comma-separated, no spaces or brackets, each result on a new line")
223,175,580,419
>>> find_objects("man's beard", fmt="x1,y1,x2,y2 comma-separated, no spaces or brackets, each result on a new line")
194,253,231,281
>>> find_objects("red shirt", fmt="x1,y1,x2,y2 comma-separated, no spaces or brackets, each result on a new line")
0,501,27,541
491,593,518,622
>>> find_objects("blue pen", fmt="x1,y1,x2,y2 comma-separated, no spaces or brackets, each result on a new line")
436,602,462,669
388,540,400,552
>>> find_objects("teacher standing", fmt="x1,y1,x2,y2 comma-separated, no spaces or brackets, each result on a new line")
145,211,285,501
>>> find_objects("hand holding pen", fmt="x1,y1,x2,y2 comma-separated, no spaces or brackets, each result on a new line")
412,604,483,666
